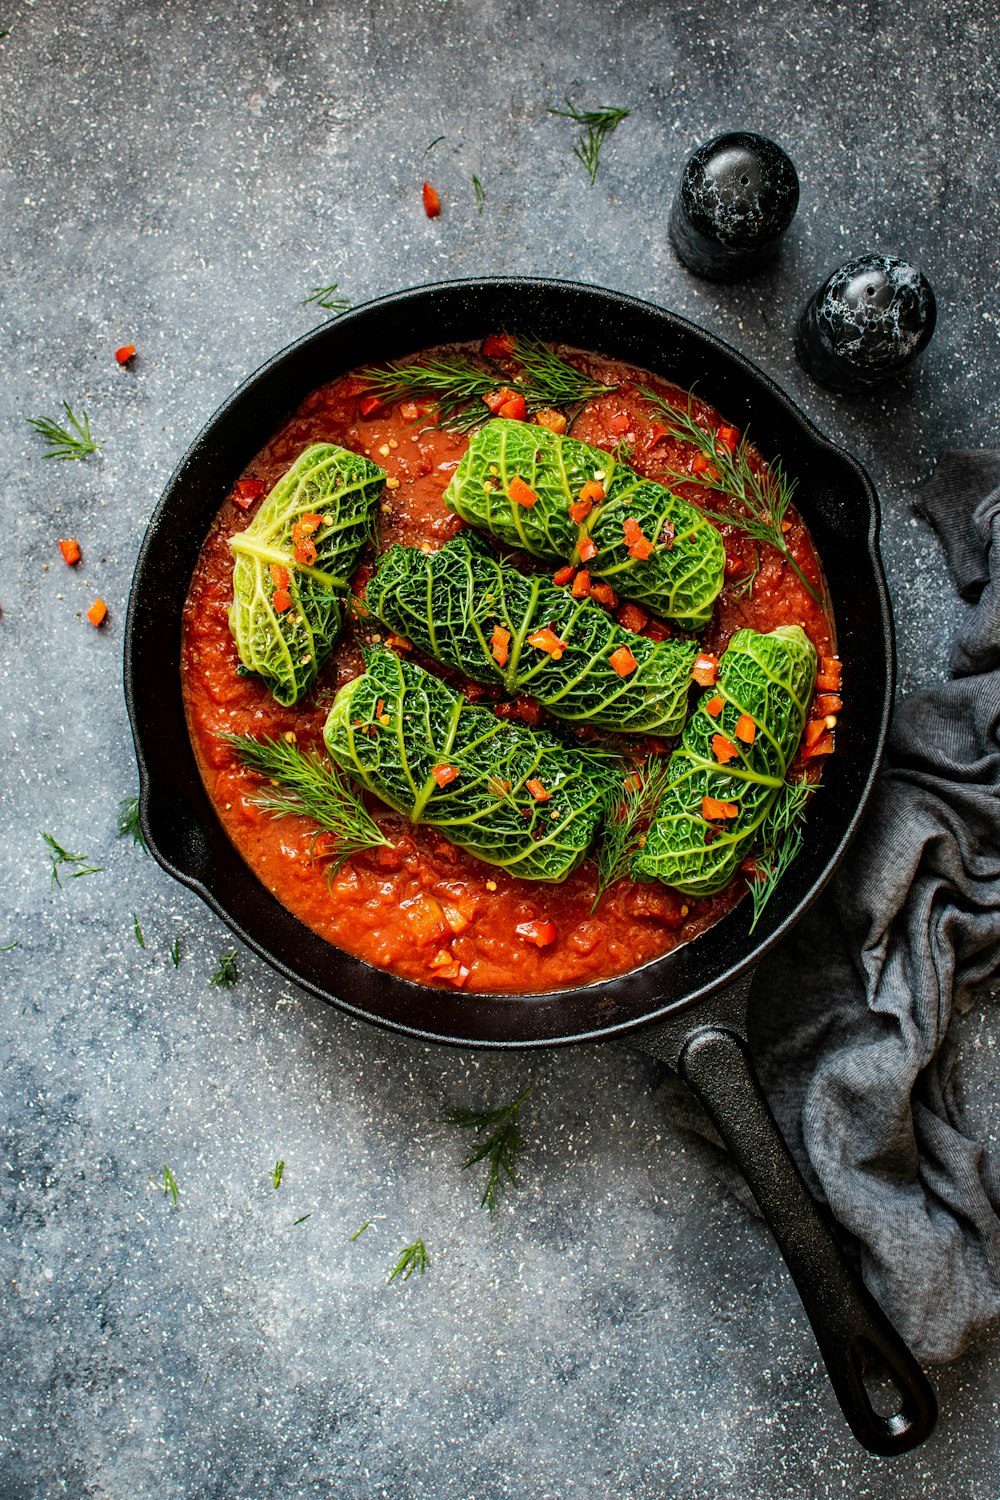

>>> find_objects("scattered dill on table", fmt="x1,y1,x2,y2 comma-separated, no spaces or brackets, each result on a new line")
293,1213,312,1226
209,951,239,988
548,98,630,184
272,1160,285,1190
116,796,146,851
388,1239,428,1282
442,1086,533,1213
132,913,145,948
0,941,19,952
303,283,351,314
169,937,182,968
350,1221,371,1241
41,831,103,887
26,403,100,460
162,1165,179,1207
472,174,486,213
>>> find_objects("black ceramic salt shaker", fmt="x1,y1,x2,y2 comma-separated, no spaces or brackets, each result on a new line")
795,254,937,393
669,131,800,281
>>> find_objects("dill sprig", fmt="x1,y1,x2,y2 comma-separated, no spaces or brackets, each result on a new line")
548,98,630,184
169,937,182,968
592,758,674,911
443,1085,533,1213
642,389,822,604
388,1238,428,1282
225,732,391,873
1,942,19,952
26,402,100,460
303,283,351,314
350,1220,371,1241
162,1165,179,1207
293,1213,312,1225
117,795,146,851
272,1160,285,1189
132,912,145,948
424,135,445,154
472,174,486,213
41,831,103,887
210,951,239,988
359,337,617,434
748,779,815,932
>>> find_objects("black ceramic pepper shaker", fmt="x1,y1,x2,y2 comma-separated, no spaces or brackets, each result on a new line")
795,254,937,392
669,131,800,281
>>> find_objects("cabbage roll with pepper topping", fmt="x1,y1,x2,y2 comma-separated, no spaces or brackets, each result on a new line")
633,625,817,897
365,531,700,736
229,443,384,706
442,418,725,630
322,649,611,881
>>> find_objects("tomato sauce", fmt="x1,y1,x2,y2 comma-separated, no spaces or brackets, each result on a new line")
181,347,836,994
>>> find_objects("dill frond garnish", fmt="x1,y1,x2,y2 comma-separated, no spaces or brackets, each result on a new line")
642,389,822,604
1,942,18,952
162,1165,179,1207
424,135,445,154
132,913,145,948
117,795,146,850
272,1160,285,1189
209,951,239,988
293,1213,312,1225
472,174,486,213
26,403,100,460
548,98,629,184
443,1086,533,1213
350,1221,371,1241
748,779,816,932
359,337,617,434
303,283,351,314
169,937,182,968
225,732,390,873
593,758,674,911
41,831,103,887
388,1239,428,1282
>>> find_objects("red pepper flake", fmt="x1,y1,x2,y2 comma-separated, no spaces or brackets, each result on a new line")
488,776,512,798
86,598,107,627
515,918,558,947
508,474,538,508
735,714,756,744
623,516,653,560
491,625,511,666
482,333,515,358
705,694,724,717
57,538,81,566
609,645,638,677
422,181,441,217
803,732,835,759
535,408,567,434
616,602,648,634
571,569,591,599
702,796,739,820
608,412,631,435
270,563,290,590
432,763,459,787
114,343,136,365
712,734,739,764
716,425,740,451
527,627,567,660
358,395,382,418
691,653,719,687
590,581,617,608
553,564,575,586
578,535,598,563
526,778,551,801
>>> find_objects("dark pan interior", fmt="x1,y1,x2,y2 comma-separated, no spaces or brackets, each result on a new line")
124,277,894,1046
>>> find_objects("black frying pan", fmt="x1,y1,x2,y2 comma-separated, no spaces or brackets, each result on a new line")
124,277,937,1455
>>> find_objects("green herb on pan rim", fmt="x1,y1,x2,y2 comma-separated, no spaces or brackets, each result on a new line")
169,937,182,968
293,1213,312,1225
303,283,351,314
472,174,486,213
117,796,146,851
1,941,19,952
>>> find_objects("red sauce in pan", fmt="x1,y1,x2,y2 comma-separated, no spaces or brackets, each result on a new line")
181,347,836,993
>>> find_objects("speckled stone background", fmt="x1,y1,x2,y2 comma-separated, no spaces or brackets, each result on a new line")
2,2,999,1496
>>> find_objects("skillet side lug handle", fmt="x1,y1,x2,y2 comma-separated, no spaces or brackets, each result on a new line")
679,1025,937,1456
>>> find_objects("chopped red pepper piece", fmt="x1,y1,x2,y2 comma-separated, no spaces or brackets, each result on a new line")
816,656,843,692
526,778,551,801
571,569,591,599
691,653,719,687
590,581,617,608
643,619,670,642
270,563,290,590
609,645,638,677
705,694,724,717
712,734,739,764
422,181,441,217
616,602,648,634
86,598,107,627
508,474,537,508
491,625,511,666
815,693,843,715
702,796,739,820
58,538,81,566
114,344,136,365
489,777,512,797
482,333,515,358
608,412,631,434
499,393,527,421
691,453,719,480
578,536,598,562
484,386,518,414
578,480,605,506
553,564,575,586
527,627,567,660
804,718,829,747
515,918,557,947
623,515,653,560
802,732,835,759
272,590,292,613
432,763,459,787
293,538,318,567
735,714,757,744
358,395,381,417
568,498,593,524
231,478,265,511
647,421,669,448
716,425,740,451
535,408,567,434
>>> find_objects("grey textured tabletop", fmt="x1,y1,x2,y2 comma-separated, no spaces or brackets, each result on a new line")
2,2,998,1496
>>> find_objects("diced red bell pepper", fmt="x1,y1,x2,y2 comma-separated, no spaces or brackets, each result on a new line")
578,536,598,562
491,625,511,666
58,538,81,566
712,734,739,764
590,582,617,608
482,333,515,359
571,569,591,599
515,918,557,947
616,603,648,634
526,778,552,801
705,694,724,717
527,627,567,660
535,408,567,434
86,598,107,627
553,565,575,586
508,474,537,508
609,645,638,676
358,395,382,417
422,181,441,217
691,654,719,686
432,764,459,787
115,343,137,365
716,425,740,451
498,392,527,421
702,796,738,820
735,714,757,744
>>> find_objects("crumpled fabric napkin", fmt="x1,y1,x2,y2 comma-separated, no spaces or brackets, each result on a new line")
653,452,1000,1364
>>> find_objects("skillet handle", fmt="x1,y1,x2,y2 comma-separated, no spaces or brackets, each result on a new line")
679,1025,937,1456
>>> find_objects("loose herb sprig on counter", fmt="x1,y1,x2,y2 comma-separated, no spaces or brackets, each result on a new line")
225,732,391,873
359,337,618,433
162,1165,179,1207
26,403,100,460
548,99,629,184
642,390,822,604
117,796,146,851
210,951,239,988
748,779,815,932
388,1239,428,1282
41,831,103,887
592,759,675,912
472,174,486,213
303,283,351,314
443,1086,533,1213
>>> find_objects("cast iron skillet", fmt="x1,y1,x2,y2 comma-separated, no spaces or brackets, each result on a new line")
124,277,937,1455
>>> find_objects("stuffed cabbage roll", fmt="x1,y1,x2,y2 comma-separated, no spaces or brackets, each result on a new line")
322,649,610,881
365,532,700,736
441,418,725,630
229,443,384,706
633,625,817,897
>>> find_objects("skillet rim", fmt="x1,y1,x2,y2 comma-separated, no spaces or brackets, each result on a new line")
123,275,894,1048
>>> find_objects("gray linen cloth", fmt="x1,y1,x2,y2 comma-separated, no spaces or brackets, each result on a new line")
653,452,1000,1364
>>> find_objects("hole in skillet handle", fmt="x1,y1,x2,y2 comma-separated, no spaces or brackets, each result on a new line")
852,1337,937,1448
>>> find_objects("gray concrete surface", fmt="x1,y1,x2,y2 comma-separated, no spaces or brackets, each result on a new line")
1,2,998,1496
